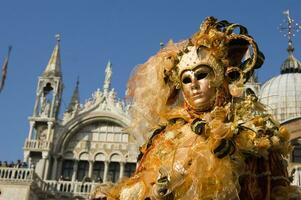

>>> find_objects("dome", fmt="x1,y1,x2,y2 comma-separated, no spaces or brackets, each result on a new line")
260,73,301,122
259,39,301,122
281,49,301,73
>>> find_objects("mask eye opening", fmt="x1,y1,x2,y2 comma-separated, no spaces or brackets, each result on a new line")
195,72,208,80
182,76,192,84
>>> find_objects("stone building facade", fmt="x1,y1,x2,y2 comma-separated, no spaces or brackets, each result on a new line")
1,14,301,199
0,38,139,200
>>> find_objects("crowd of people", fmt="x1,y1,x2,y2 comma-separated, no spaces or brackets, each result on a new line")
0,160,28,168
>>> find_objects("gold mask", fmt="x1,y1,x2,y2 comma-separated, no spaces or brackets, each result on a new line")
176,16,264,97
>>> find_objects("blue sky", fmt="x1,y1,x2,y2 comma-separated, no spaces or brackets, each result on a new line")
0,0,300,161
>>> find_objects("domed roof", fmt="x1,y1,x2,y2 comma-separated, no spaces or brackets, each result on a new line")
281,46,301,73
259,14,301,122
260,73,301,122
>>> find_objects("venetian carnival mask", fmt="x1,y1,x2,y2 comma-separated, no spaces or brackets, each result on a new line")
180,65,216,111
175,17,264,111
178,45,222,111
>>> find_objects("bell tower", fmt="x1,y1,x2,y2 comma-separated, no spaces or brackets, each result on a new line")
23,35,63,180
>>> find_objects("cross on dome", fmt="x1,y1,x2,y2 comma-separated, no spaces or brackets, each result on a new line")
278,10,301,74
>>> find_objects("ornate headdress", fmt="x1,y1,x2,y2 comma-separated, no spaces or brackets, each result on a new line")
174,16,264,96
126,17,265,143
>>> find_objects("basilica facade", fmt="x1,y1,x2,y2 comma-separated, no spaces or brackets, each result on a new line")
0,38,139,200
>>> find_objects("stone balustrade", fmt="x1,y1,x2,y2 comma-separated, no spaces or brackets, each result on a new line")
0,167,33,182
0,167,99,198
23,139,51,150
45,180,98,197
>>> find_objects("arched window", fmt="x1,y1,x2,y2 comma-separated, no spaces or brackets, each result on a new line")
292,139,301,162
77,161,89,181
124,163,136,177
108,162,120,183
62,160,74,181
92,161,104,182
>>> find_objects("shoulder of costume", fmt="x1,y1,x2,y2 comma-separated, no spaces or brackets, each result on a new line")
137,125,167,162
231,95,291,157
137,111,190,162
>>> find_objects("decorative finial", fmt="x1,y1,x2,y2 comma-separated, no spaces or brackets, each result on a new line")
160,42,164,49
55,34,61,43
279,10,301,53
103,60,112,94
76,75,80,87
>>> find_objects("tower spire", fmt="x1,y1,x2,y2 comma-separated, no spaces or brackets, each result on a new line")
67,77,80,113
103,60,112,94
42,34,62,77
24,35,64,178
279,10,301,74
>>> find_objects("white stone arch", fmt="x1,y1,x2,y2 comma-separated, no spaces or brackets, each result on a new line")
54,112,130,155
93,152,107,162
78,151,90,161
109,151,124,163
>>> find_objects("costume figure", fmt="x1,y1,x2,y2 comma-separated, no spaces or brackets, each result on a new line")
96,17,301,200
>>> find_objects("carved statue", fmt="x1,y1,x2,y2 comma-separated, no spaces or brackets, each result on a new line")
40,95,47,114
38,129,47,141
104,62,112,94
92,17,301,200
40,95,51,117
108,89,116,103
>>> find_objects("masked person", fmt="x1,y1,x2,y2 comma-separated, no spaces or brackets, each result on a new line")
94,17,300,200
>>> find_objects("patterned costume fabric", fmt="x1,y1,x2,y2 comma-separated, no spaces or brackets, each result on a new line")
92,17,301,200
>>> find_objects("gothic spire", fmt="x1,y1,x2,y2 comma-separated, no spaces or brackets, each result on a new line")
67,77,80,113
103,60,112,94
42,34,62,77
279,10,301,74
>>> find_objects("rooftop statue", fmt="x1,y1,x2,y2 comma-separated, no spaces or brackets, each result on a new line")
93,16,301,200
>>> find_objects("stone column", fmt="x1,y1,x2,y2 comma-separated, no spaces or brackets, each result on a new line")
46,122,53,141
51,156,58,180
50,92,57,118
88,160,94,178
40,153,48,179
28,121,35,140
23,151,30,163
119,162,125,179
72,160,78,181
33,92,41,117
57,158,63,179
28,157,33,169
43,158,50,180
103,161,109,182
